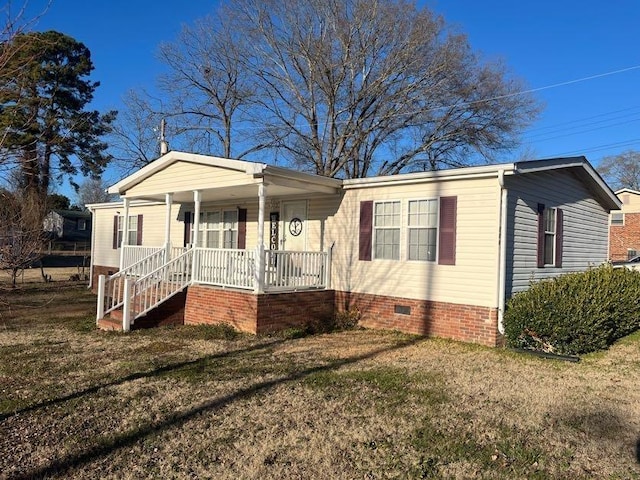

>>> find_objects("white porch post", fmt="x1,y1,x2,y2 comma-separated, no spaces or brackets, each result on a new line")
96,274,105,323
119,197,130,270
164,193,173,261
254,182,266,293
191,190,202,281
192,190,201,248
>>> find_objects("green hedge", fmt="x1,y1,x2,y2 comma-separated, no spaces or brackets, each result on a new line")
504,264,640,355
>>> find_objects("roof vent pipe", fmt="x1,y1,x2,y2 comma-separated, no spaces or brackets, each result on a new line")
159,118,169,155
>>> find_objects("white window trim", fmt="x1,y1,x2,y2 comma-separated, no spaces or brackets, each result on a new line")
406,197,439,262
373,200,402,261
195,207,239,249
610,212,624,226
543,207,557,266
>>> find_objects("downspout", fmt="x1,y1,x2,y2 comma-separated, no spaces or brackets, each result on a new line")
497,170,508,334
87,206,97,289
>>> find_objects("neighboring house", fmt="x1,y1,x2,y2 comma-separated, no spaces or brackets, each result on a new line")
89,151,619,346
608,188,640,262
44,209,92,246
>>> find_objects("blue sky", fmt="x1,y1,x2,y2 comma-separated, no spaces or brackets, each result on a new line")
21,0,640,198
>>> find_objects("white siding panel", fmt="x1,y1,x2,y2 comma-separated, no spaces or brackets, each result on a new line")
506,170,609,295
126,161,252,197
328,178,501,307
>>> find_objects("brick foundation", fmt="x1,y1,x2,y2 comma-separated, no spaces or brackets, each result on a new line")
335,291,500,347
93,265,501,346
184,285,335,334
92,264,119,293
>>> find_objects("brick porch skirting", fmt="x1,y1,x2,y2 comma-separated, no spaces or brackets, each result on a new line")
335,291,500,347
92,265,118,293
184,284,336,334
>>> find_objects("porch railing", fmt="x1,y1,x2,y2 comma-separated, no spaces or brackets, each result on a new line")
128,249,193,321
264,250,329,291
122,245,164,269
193,247,255,289
97,246,331,331
101,247,167,318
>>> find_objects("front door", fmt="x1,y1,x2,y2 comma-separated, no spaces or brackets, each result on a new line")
281,200,307,251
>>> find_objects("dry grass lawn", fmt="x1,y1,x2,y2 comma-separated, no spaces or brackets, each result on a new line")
0,283,639,479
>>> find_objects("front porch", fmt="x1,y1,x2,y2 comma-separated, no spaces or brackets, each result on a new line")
96,244,332,332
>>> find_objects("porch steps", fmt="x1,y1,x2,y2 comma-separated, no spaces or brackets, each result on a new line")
97,286,187,332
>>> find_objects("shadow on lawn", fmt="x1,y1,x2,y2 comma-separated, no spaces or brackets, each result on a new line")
13,335,423,480
0,337,287,423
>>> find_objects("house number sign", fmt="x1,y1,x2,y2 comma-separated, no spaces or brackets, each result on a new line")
289,217,303,236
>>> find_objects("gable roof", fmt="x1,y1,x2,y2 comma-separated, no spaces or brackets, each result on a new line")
614,188,640,196
344,156,620,211
108,150,341,198
107,151,620,211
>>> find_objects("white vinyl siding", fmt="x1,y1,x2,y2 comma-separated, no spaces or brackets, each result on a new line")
408,199,438,261
373,201,400,260
329,177,500,307
126,161,253,197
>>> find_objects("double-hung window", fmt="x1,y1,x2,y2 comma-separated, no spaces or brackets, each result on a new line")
113,214,142,249
197,209,238,249
200,211,221,248
408,199,438,261
543,207,556,266
373,201,400,260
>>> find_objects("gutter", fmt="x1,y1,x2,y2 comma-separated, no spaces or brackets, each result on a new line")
497,169,508,335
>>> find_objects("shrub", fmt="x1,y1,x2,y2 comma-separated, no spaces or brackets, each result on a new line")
504,264,640,355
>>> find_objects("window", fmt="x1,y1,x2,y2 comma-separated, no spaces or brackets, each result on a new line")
127,215,139,245
610,212,624,225
113,214,142,249
543,207,556,265
537,204,562,268
373,201,400,260
222,210,238,248
196,209,238,249
407,199,438,261
628,249,637,260
77,218,87,231
359,197,457,264
200,211,221,248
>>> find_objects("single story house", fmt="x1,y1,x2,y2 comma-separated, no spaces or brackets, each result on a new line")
608,188,640,262
44,209,92,245
89,151,619,346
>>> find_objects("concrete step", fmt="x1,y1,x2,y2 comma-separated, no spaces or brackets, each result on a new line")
97,317,122,331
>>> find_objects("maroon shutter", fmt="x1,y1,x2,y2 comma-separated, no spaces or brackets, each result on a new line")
555,208,563,268
537,203,545,268
112,215,118,249
136,215,143,246
358,200,373,262
359,201,373,261
183,212,192,247
438,196,457,265
237,208,247,249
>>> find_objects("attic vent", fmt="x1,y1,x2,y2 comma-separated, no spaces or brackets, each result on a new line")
394,305,411,315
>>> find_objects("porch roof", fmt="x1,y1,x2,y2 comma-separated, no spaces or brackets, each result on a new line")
108,151,342,203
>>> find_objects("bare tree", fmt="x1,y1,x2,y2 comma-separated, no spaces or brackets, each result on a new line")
75,176,115,208
232,0,539,177
597,151,640,191
0,188,47,287
157,14,268,159
108,90,163,174
117,0,539,178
